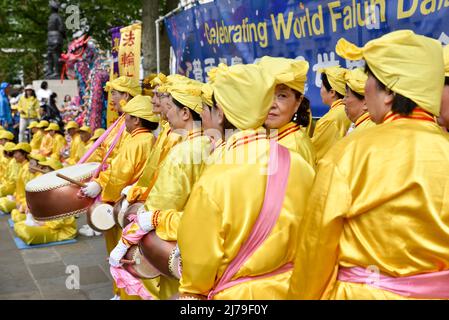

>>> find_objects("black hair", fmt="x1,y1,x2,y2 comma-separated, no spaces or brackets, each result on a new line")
140,118,159,131
41,81,48,90
292,91,311,128
212,93,236,130
50,92,58,106
365,65,417,116
25,89,36,98
346,85,365,101
172,97,202,122
445,77,449,86
321,73,344,99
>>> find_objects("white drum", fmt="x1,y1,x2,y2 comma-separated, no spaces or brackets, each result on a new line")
86,202,116,232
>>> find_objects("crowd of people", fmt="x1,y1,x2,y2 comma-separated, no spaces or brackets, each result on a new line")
0,29,448,300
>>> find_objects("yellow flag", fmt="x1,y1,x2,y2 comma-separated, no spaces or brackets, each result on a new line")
118,23,141,80
106,30,121,128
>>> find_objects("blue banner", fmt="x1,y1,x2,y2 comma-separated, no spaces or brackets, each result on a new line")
165,0,449,117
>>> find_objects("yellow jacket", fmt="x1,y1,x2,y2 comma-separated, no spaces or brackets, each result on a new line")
127,120,182,203
96,128,155,203
66,134,82,165
272,122,316,169
0,158,21,197
288,112,449,300
50,134,67,161
177,129,315,299
30,130,44,153
353,112,376,133
18,96,40,119
14,161,30,207
311,99,351,161
39,133,54,157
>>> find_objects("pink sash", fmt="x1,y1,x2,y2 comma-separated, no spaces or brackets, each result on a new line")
338,267,449,299
207,141,292,299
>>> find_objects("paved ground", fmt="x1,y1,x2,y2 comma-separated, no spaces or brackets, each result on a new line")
0,213,113,300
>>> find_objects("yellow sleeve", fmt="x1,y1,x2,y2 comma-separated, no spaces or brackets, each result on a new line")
0,162,20,196
51,136,66,161
34,99,40,117
311,120,341,161
178,185,223,296
45,217,74,229
288,159,349,300
155,209,183,241
17,97,24,114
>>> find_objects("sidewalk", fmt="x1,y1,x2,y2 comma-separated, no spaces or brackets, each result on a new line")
0,214,113,300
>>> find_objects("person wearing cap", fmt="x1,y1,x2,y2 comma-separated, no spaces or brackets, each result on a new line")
64,121,82,165
0,130,15,180
0,142,20,198
82,128,105,162
14,157,77,245
0,143,30,218
341,68,375,135
288,30,449,300
311,66,352,161
74,126,92,162
0,82,12,129
437,45,449,130
31,120,49,153
110,82,211,300
28,121,42,153
39,123,66,161
17,84,40,143
170,64,314,300
258,56,316,168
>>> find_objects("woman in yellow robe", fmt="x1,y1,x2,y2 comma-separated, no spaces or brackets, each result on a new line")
28,121,43,153
311,66,351,161
174,64,315,300
289,30,449,300
111,81,211,300
0,143,31,219
258,56,316,168
0,142,20,198
341,68,375,135
64,121,82,165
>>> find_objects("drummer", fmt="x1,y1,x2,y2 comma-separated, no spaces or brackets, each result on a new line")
0,142,20,199
30,120,49,154
64,121,82,165
27,121,41,153
39,123,66,160
109,81,211,300
14,157,77,245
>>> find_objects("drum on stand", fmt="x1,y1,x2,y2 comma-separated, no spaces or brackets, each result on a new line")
25,162,100,221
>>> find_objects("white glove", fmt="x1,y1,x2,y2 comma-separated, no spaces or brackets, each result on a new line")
119,199,129,216
25,213,39,227
109,240,129,267
137,207,154,232
81,181,102,198
121,185,133,197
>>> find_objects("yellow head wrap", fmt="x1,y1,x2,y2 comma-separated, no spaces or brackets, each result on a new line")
39,158,63,171
319,66,347,96
211,63,276,130
122,95,160,123
4,142,15,152
90,128,106,141
336,30,444,116
104,76,142,97
201,83,214,107
0,130,14,140
149,73,167,87
444,45,449,78
258,56,309,94
11,142,31,153
160,83,203,115
344,68,367,96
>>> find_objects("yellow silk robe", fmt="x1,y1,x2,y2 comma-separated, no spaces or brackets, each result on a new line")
50,134,67,161
14,217,77,245
0,158,20,197
288,113,449,300
30,130,44,153
39,133,54,157
66,134,82,165
353,112,376,133
95,128,155,203
272,122,316,169
311,99,351,161
127,121,182,203
178,129,315,299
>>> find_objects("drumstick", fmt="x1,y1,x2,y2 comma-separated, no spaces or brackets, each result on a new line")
29,166,47,174
56,173,87,188
120,259,137,265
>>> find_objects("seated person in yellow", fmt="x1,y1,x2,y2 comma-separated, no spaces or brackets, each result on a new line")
27,121,42,152
0,142,20,198
258,56,316,168
342,68,375,135
74,126,92,163
14,157,76,245
81,128,104,163
10,152,46,223
311,66,351,161
0,130,15,181
64,121,81,165
40,123,66,160
0,143,31,218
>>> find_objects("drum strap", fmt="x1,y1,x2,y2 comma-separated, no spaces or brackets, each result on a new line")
77,116,122,164
207,141,291,299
